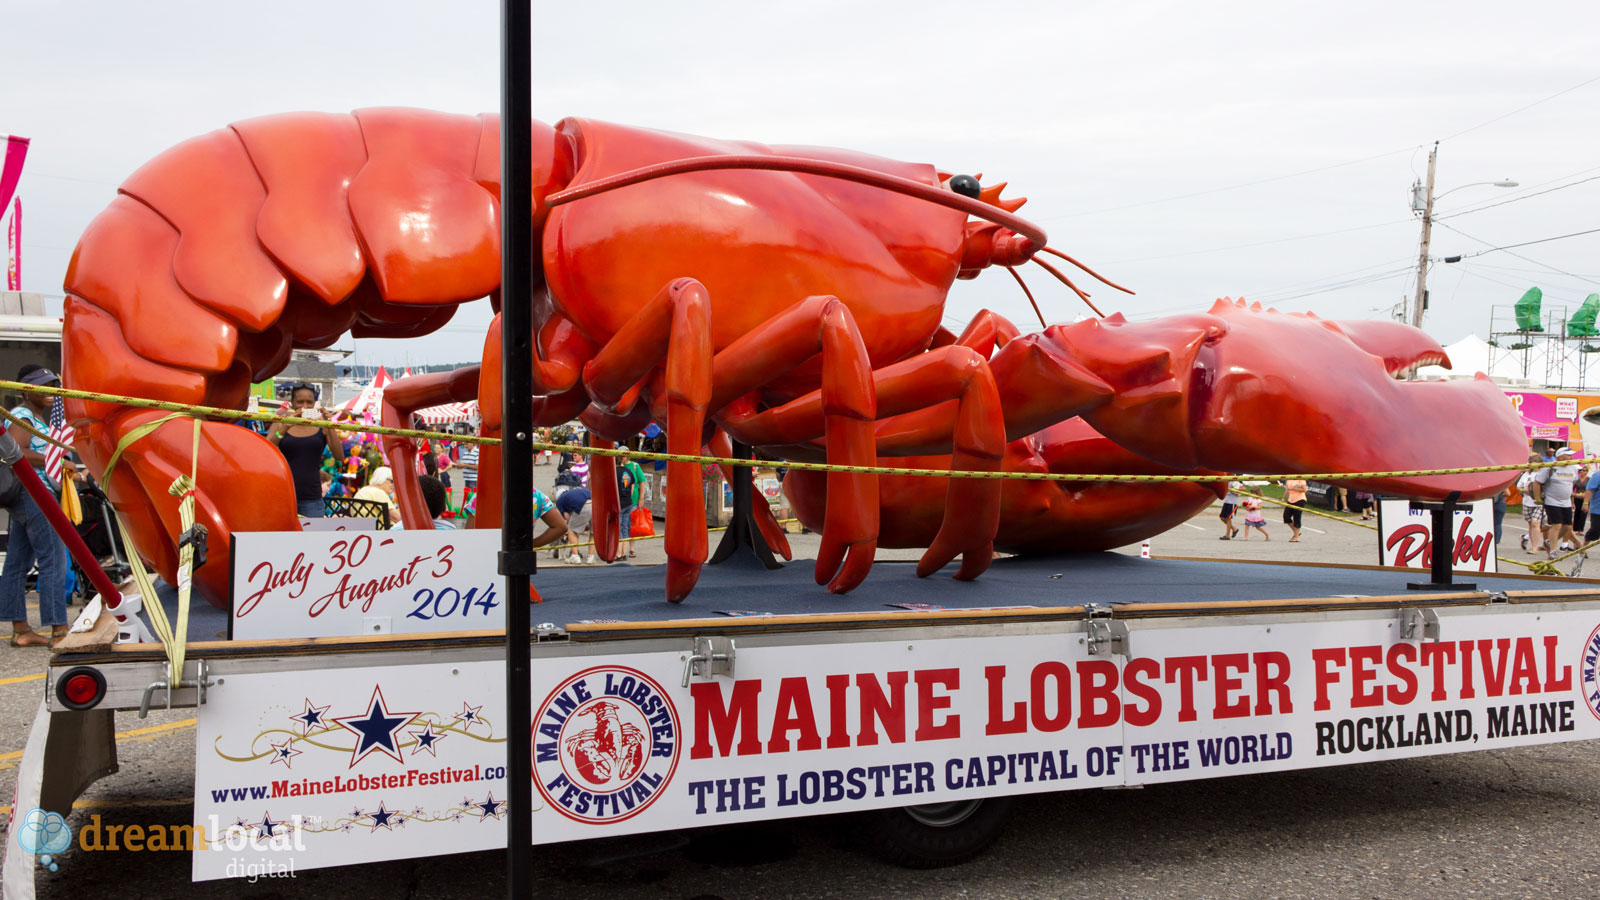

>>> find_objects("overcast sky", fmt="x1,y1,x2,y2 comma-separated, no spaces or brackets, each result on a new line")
5,0,1598,371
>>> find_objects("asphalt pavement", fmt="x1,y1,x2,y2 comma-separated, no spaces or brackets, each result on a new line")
0,483,1595,898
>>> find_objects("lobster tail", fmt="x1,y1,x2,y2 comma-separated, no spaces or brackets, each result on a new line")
62,110,570,609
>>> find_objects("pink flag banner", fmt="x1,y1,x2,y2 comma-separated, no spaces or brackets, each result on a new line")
5,197,18,291
2,136,28,291
0,136,28,220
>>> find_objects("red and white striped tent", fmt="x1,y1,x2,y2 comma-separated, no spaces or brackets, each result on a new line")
337,366,392,419
415,400,478,426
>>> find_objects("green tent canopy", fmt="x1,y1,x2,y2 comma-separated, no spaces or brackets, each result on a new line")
1515,286,1543,332
1568,293,1600,337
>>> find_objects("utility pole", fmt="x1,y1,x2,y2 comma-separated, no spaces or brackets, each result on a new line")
1410,142,1438,329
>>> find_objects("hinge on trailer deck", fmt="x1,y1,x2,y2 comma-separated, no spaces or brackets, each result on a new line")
681,636,736,687
138,659,212,719
1083,604,1128,657
1399,607,1441,643
1487,591,1511,604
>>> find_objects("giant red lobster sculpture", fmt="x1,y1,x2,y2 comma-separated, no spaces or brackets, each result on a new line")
59,109,1526,610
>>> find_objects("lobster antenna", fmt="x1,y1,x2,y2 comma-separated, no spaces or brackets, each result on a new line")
1032,256,1107,318
1040,246,1137,295
1004,266,1048,328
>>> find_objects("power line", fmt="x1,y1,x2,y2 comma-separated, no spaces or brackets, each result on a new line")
1439,222,1600,258
1246,258,1414,303
1439,72,1600,142
1102,218,1411,265
1436,173,1600,221
1037,146,1416,221
1451,263,1599,298
1436,222,1600,291
1472,260,1600,280
1259,267,1416,306
1128,265,1415,320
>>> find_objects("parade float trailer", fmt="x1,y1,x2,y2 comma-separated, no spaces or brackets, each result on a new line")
8,521,1600,889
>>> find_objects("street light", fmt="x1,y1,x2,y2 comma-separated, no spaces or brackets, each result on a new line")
1409,141,1518,328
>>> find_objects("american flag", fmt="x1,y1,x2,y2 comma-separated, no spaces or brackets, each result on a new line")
44,397,73,483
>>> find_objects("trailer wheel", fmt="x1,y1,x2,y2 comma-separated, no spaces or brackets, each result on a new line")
856,796,1016,868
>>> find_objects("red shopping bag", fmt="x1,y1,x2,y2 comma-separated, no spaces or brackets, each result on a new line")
629,506,655,537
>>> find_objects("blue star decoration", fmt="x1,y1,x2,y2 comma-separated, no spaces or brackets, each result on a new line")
257,812,281,839
334,686,420,767
409,722,447,757
476,793,505,822
291,699,331,736
269,738,302,769
367,802,398,832
453,702,484,732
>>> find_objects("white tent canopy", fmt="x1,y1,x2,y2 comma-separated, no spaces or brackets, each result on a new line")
1417,334,1599,387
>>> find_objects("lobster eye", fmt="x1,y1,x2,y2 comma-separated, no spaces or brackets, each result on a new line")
948,174,981,199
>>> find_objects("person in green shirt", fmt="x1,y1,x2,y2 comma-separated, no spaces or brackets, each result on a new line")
618,451,647,559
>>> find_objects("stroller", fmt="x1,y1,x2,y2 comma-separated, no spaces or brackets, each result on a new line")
2,473,133,608
66,476,133,606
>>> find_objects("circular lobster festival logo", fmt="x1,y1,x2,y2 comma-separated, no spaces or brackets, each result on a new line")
1581,624,1600,723
533,665,680,824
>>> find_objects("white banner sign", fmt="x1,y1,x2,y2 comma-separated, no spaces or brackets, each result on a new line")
1377,499,1497,573
231,530,502,640
193,605,1600,878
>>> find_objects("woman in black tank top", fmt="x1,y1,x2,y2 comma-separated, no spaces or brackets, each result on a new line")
268,384,346,518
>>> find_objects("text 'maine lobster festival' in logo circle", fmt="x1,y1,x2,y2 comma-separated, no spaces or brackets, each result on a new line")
534,665,680,824
1582,623,1600,723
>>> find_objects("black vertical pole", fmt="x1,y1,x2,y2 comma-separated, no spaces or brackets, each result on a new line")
1429,506,1452,585
499,1,535,895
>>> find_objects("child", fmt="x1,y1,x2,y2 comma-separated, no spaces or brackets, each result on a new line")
1240,496,1270,540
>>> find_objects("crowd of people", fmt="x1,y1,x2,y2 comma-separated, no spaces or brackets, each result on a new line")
1517,446,1598,559
1217,477,1340,543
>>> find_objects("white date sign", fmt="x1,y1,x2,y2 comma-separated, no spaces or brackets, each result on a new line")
231,530,503,639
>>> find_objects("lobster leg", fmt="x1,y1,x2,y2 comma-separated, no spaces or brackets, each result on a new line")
579,402,656,564
704,296,878,593
723,345,1003,581
586,437,621,563
952,309,1022,358
381,366,480,528
582,278,713,603
473,311,597,530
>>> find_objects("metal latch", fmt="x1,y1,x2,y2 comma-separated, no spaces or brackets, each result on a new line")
682,636,736,687
139,659,213,718
1399,607,1441,642
1083,604,1128,657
